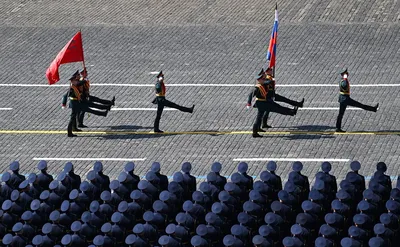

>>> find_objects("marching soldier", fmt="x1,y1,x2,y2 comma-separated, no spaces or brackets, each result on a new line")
66,71,108,137
153,71,195,133
261,67,304,128
247,69,297,137
335,69,379,132
77,68,115,128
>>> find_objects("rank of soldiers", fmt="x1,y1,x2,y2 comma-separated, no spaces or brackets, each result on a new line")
0,159,398,246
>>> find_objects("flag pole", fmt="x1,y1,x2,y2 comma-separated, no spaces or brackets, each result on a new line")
273,3,277,78
80,29,86,69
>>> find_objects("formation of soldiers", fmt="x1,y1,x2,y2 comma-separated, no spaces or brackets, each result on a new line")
1,159,399,246
249,68,379,137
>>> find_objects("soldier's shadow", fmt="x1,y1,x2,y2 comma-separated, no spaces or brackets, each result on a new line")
107,125,153,130
283,125,336,140
98,132,177,140
288,125,334,131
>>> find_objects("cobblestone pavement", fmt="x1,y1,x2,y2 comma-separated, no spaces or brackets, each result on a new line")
0,0,399,182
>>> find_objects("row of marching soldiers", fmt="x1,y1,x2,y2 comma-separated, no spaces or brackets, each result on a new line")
0,160,399,247
62,68,115,137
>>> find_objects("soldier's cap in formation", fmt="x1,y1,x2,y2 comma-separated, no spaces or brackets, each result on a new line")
2,172,11,182
350,161,361,171
37,160,47,171
206,172,217,182
258,225,272,237
336,189,351,201
143,211,154,222
28,173,37,183
124,162,135,172
267,161,277,172
282,237,296,247
173,172,183,183
321,162,331,172
253,235,268,245
22,210,33,221
49,210,60,221
63,162,74,173
100,191,112,201
223,235,236,246
10,161,20,171
165,223,176,235
90,201,100,212
175,212,186,224
238,212,250,225
324,213,336,225
340,68,348,75
93,161,103,172
291,224,303,235
313,179,325,191
238,162,248,173
211,202,223,214
12,222,23,233
199,182,211,193
373,223,386,235
196,224,207,236
192,235,207,246
183,200,194,212
133,223,144,234
376,162,387,172
205,212,217,224
292,161,303,172
181,162,192,173
151,162,161,173
19,180,29,190
380,213,391,225
32,235,44,245
211,162,222,173
42,223,52,234
125,234,137,245
369,237,385,247
101,222,112,233
81,211,91,223
319,224,335,236
353,214,367,225
315,237,333,247
11,190,20,201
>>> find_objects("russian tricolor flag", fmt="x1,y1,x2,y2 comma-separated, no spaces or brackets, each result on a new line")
266,4,278,68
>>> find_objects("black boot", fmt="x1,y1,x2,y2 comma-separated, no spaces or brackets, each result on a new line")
258,128,266,132
154,129,164,133
78,124,88,128
68,133,77,137
262,124,272,129
292,106,298,116
111,96,115,106
190,105,195,113
374,103,379,112
252,133,263,138
72,128,82,132
335,128,346,133
299,98,305,107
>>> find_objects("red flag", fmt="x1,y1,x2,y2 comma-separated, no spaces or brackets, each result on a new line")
46,32,84,84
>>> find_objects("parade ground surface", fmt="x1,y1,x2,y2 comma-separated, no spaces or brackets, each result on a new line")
0,0,399,182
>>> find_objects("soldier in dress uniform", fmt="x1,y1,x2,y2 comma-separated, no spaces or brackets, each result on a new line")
1,172,14,200
166,222,190,246
223,234,244,247
125,233,151,247
210,162,227,191
335,69,379,132
124,162,140,191
11,222,27,247
9,161,25,190
282,236,303,247
247,70,297,137
153,71,195,133
20,211,36,240
316,162,337,200
288,162,310,202
93,162,111,192
237,162,253,194
27,174,42,198
261,67,305,129
181,162,196,198
265,161,283,193
346,161,366,192
191,235,209,247
36,160,53,190
252,235,272,247
63,162,81,191
77,68,115,128
151,162,169,192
